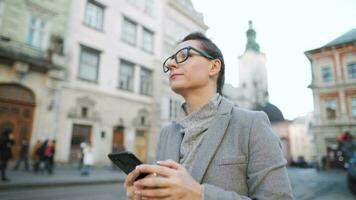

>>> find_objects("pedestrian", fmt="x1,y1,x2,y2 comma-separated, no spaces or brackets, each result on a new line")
43,140,55,174
33,140,48,173
124,32,293,199
0,129,14,181
13,139,29,171
81,142,94,176
31,140,42,172
78,142,86,170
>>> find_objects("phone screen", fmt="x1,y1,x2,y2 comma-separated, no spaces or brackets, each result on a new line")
108,151,148,180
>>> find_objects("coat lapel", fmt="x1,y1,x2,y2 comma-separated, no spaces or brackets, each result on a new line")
190,99,233,183
164,123,183,162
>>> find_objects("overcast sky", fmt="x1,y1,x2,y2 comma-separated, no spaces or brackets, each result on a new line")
191,0,356,120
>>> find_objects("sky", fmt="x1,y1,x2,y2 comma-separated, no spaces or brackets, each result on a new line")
191,0,356,120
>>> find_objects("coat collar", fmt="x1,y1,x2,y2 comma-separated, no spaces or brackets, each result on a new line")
164,97,234,182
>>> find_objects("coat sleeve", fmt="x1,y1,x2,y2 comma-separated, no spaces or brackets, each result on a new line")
202,111,294,200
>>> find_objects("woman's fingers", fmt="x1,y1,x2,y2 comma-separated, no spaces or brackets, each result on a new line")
136,164,174,177
156,160,181,170
125,168,141,187
134,176,170,188
136,187,171,198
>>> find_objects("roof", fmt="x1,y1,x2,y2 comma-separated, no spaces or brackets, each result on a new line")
323,28,356,48
305,28,356,55
255,102,285,123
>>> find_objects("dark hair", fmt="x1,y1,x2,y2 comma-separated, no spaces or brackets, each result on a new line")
180,32,225,94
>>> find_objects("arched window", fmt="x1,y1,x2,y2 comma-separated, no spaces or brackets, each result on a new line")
0,84,35,105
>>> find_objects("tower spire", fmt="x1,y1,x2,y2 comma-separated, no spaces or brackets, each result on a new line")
245,20,260,52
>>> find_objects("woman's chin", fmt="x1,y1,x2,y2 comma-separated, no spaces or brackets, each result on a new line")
170,84,186,94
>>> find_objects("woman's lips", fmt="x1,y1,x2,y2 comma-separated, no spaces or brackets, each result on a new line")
169,74,183,80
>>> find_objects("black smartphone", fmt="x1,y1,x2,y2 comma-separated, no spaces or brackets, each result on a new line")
108,151,148,180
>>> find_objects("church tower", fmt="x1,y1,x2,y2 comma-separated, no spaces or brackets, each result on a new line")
238,21,269,109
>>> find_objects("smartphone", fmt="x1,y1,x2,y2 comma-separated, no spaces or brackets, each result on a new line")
108,151,148,180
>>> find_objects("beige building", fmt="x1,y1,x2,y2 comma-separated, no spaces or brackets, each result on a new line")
305,28,356,167
57,0,164,165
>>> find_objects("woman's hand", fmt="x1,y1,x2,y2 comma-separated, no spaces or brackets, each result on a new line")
133,160,202,200
124,168,143,200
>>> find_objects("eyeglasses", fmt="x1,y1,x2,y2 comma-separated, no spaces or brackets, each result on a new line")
162,46,214,73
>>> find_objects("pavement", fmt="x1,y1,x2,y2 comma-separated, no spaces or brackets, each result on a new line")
1,165,355,200
0,166,126,191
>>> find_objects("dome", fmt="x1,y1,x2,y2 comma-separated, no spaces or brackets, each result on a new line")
255,102,285,123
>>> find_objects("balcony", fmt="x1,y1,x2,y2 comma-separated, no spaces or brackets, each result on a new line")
0,35,66,73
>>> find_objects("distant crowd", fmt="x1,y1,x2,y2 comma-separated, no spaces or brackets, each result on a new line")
0,128,56,182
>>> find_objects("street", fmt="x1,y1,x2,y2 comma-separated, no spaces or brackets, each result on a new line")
0,184,126,200
0,168,354,200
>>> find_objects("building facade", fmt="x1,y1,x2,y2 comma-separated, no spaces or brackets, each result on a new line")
57,0,164,164
289,114,315,163
0,0,208,165
305,28,356,167
0,0,69,159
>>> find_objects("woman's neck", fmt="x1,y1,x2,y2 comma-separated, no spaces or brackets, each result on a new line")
182,88,217,114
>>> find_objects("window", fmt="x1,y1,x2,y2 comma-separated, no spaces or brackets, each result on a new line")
84,1,104,30
121,18,137,45
26,15,47,49
81,107,88,118
347,63,356,80
119,60,135,91
325,99,337,119
351,97,356,117
78,46,100,82
321,66,333,83
140,67,152,95
144,0,154,16
142,28,154,53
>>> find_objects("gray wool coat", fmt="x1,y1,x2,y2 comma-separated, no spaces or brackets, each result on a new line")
156,98,294,200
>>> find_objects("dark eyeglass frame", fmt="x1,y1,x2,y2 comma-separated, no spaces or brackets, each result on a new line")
162,46,214,73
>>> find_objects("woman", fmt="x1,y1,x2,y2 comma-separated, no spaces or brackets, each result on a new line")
124,32,293,199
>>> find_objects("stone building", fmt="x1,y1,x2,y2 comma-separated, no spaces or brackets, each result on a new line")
0,0,69,159
0,0,207,165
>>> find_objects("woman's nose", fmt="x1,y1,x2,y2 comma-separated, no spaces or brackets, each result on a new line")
166,59,178,71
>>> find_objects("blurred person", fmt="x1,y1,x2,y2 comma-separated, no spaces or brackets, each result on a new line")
31,140,42,171
0,129,14,181
81,142,94,176
13,139,29,171
78,142,86,170
43,140,56,174
33,140,48,173
124,32,293,200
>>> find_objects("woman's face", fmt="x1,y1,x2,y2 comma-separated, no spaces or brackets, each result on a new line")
166,40,213,95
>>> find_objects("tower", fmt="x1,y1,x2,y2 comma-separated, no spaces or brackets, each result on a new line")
238,21,269,109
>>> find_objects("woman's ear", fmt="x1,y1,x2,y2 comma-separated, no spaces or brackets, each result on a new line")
209,59,221,76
